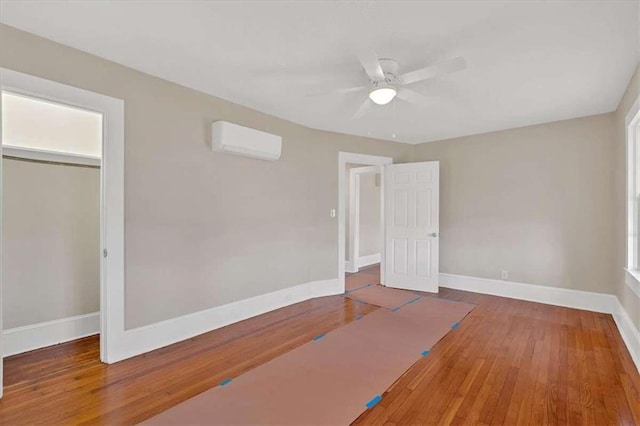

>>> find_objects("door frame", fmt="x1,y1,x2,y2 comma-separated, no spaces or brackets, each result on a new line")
0,68,125,396
346,165,382,273
338,152,392,292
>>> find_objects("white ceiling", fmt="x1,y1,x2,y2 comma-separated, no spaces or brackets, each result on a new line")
1,1,638,144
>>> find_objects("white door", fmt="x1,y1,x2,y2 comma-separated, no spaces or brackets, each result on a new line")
383,161,439,292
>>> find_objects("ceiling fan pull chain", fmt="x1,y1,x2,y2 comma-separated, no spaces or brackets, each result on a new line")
392,99,397,139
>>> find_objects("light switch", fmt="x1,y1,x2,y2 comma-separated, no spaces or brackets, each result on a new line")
330,208,336,218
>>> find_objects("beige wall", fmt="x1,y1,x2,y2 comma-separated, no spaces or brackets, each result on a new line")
614,64,640,330
2,159,100,329
414,113,616,294
358,172,381,257
0,24,413,329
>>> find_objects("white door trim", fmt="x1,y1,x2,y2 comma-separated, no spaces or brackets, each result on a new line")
0,68,125,380
347,165,381,273
338,152,392,292
2,145,101,167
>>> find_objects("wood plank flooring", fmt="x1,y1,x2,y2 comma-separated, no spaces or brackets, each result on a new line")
1,265,639,425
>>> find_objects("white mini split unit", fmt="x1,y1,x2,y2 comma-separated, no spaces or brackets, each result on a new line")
211,121,282,161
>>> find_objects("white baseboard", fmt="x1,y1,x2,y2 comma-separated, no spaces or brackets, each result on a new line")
108,278,341,363
345,261,357,274
3,312,100,357
613,299,640,374
439,273,617,313
309,278,343,297
356,253,381,269
345,254,380,274
439,273,639,373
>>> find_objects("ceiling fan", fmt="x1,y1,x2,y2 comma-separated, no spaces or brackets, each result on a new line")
336,51,467,119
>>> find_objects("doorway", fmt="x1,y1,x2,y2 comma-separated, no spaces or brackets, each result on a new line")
344,164,382,291
2,91,102,358
0,68,125,397
346,165,382,274
338,152,440,295
338,153,392,293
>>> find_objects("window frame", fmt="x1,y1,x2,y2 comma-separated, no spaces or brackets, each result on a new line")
625,93,640,297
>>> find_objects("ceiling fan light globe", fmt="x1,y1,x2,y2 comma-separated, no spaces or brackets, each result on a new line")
368,87,397,105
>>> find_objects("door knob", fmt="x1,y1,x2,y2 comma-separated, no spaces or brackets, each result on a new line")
430,232,438,237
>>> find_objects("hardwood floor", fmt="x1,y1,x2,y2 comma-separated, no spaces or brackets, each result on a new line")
1,266,639,425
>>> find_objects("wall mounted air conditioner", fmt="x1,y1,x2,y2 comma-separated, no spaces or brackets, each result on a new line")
211,121,282,161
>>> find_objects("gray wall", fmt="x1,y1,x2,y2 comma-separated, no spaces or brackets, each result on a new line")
2,159,100,329
0,24,414,329
414,113,616,294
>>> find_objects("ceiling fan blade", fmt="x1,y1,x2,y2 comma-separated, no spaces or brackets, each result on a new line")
334,85,367,94
396,88,432,108
357,50,385,82
304,85,366,97
400,57,467,86
351,98,373,120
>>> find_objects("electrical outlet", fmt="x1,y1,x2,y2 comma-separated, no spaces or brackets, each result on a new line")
501,270,509,280
330,208,336,218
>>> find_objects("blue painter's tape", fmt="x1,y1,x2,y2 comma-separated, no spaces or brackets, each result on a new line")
345,283,374,294
356,315,363,320
451,322,460,329
220,378,232,387
366,395,382,409
407,296,422,304
313,334,326,341
421,350,430,356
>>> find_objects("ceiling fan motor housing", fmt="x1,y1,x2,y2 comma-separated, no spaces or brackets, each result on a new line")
371,58,400,87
